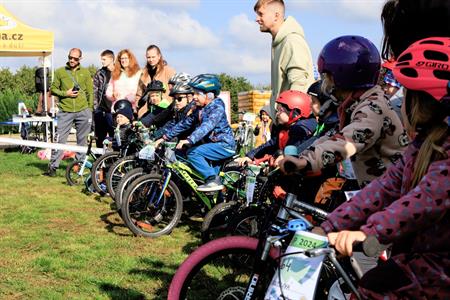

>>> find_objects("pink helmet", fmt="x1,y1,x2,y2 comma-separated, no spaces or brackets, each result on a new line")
392,37,450,102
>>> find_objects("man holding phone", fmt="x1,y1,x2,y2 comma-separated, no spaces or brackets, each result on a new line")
45,48,93,177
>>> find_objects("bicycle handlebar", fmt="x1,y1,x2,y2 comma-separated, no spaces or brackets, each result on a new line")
292,199,328,220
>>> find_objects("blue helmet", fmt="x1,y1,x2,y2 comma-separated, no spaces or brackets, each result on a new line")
189,74,221,96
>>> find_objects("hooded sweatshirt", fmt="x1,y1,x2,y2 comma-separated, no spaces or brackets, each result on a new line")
270,16,315,117
300,86,408,187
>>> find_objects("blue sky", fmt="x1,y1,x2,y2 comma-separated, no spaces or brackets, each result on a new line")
0,0,385,86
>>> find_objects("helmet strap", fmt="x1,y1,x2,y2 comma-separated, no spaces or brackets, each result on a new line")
286,109,302,126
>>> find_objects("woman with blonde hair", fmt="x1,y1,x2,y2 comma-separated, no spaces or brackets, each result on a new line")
106,49,141,110
136,45,176,118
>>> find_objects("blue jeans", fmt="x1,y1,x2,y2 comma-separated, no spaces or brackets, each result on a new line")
187,142,235,179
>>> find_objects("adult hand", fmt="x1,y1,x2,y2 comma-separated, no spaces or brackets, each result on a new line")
235,156,252,167
279,156,307,174
176,139,190,150
66,88,79,98
328,230,367,257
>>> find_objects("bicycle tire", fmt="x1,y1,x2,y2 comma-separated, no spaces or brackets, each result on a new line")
65,159,90,186
114,167,144,211
168,236,279,300
200,201,240,243
228,205,266,238
105,155,138,199
90,151,120,194
121,173,183,238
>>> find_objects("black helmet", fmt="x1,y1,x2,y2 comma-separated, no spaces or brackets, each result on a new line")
169,82,194,97
145,80,166,93
307,81,331,105
113,99,133,112
113,99,133,121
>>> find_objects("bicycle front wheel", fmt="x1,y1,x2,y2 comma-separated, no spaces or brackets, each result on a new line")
168,236,278,300
90,151,120,194
121,174,183,238
114,167,144,212
200,201,240,243
65,160,90,186
105,155,138,199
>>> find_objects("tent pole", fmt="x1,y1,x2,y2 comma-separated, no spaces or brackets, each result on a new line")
42,52,49,142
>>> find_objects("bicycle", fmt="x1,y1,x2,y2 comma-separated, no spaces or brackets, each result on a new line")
234,112,257,155
168,172,385,300
120,143,243,238
65,133,100,187
90,123,145,195
200,159,277,243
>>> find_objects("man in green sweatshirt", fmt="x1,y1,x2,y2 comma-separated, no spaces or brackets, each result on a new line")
254,0,315,119
44,48,93,177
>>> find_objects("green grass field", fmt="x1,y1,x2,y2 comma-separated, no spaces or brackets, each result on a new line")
0,149,202,299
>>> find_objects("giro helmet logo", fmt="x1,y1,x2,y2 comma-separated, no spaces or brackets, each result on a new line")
416,61,449,70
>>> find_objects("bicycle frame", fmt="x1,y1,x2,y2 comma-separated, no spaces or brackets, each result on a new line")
242,193,362,300
156,152,243,210
77,135,99,175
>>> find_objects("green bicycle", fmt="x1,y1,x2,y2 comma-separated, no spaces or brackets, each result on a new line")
120,143,243,238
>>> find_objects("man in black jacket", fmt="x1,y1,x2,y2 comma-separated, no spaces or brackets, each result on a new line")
93,49,115,147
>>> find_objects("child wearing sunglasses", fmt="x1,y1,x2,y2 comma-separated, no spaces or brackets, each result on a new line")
152,82,196,141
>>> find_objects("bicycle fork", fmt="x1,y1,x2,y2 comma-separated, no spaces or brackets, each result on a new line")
243,194,297,300
78,157,92,175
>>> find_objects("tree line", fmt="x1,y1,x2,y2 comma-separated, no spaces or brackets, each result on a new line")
0,65,258,133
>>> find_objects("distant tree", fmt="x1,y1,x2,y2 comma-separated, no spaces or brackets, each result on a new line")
0,68,15,93
13,66,36,96
86,64,98,77
217,73,253,123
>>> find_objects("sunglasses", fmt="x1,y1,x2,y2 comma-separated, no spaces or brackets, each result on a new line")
175,96,187,102
68,56,80,61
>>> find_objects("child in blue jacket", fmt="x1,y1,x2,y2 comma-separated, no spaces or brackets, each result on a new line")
156,74,236,192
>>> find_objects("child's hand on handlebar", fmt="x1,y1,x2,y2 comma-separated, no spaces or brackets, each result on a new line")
235,156,252,167
279,156,307,174
176,139,190,150
327,230,367,257
273,155,284,167
154,138,165,149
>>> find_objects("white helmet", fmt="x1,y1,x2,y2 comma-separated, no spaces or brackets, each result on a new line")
168,72,192,85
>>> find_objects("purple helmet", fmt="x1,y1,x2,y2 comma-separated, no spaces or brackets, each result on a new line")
318,35,381,89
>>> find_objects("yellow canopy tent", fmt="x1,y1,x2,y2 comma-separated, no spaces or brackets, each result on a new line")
0,5,55,141
0,5,54,56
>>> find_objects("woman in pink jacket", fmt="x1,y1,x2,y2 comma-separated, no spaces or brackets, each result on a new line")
106,49,141,111
322,37,449,299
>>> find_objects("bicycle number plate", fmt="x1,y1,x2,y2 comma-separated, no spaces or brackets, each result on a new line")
138,144,156,160
265,231,328,300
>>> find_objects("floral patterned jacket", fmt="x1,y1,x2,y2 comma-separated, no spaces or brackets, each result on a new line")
322,136,450,299
300,85,408,187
